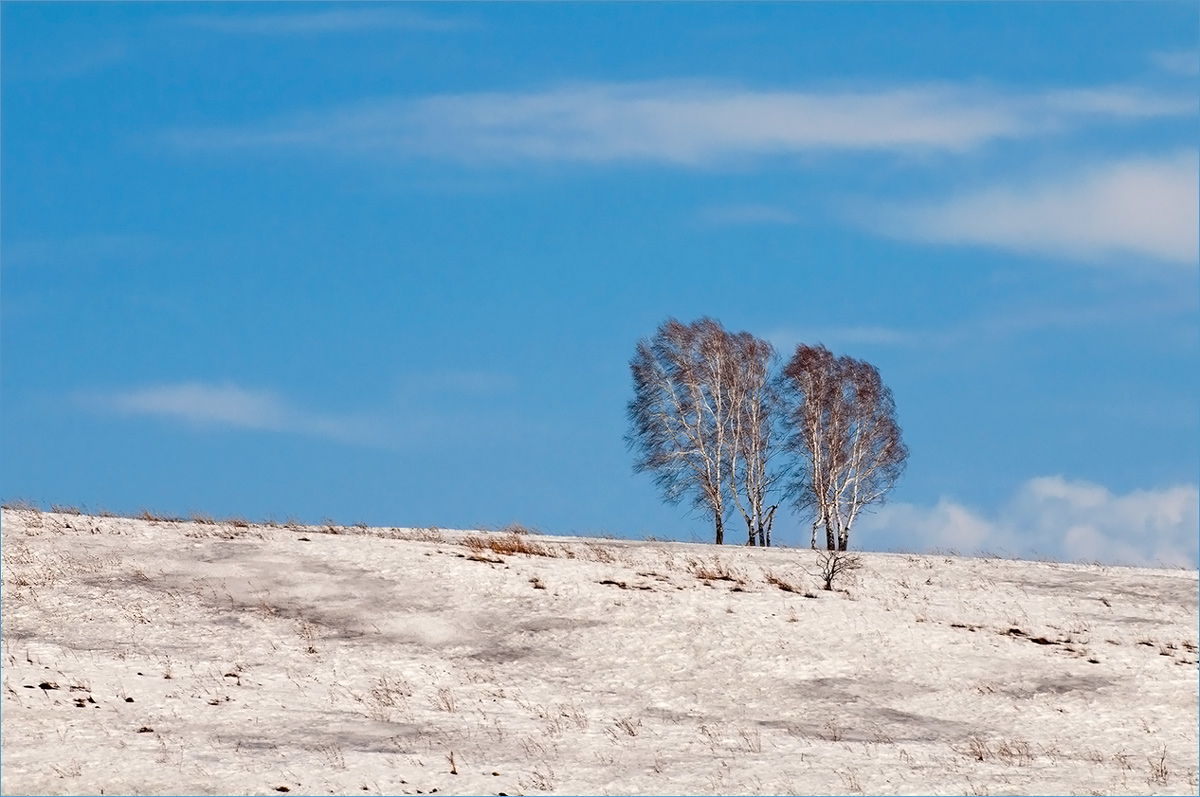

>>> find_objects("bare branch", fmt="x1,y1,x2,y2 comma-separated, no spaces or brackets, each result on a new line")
781,344,908,551
627,318,783,545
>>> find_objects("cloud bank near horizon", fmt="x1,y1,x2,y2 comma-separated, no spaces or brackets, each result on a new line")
84,384,1200,569
856,476,1199,569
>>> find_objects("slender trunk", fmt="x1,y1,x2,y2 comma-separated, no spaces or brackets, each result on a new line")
824,515,836,551
838,528,849,551
714,515,724,545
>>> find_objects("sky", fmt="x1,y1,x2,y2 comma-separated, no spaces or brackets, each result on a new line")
2,3,1197,567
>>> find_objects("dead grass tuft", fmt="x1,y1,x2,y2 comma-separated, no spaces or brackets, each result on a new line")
764,570,804,593
583,541,617,563
2,498,41,512
1148,747,1170,785
139,508,183,523
687,556,743,586
463,532,556,558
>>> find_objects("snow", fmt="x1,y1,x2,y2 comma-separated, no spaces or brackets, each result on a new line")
2,507,1197,795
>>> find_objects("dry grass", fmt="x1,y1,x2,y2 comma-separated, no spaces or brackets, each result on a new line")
1,498,41,512
583,541,617,563
687,556,744,587
463,532,556,559
139,508,183,523
764,570,805,594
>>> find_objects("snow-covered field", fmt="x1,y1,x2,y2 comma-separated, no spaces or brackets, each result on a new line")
2,507,1197,796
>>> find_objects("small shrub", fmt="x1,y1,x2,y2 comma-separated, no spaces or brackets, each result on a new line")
814,549,862,591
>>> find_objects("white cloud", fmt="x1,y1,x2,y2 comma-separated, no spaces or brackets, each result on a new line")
97,382,389,447
857,476,1199,568
171,81,1196,165
1151,49,1200,77
182,9,470,35
880,152,1199,266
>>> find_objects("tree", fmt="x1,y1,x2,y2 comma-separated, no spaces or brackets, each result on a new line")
627,318,781,545
724,330,781,546
781,344,907,551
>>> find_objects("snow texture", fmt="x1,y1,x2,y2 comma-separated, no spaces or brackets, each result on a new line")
2,508,1197,795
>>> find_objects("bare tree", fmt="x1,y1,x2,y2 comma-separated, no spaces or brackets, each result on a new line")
781,344,907,551
627,318,781,545
724,331,781,547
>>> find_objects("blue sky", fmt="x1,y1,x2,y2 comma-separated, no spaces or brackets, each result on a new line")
3,3,1197,566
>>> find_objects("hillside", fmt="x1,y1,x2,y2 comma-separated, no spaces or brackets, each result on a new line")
1,507,1197,795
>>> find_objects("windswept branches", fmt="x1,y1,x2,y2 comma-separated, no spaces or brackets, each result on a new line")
782,344,907,551
724,331,782,547
627,318,782,545
629,323,903,550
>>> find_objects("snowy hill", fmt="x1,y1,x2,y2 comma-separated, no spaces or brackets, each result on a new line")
2,507,1196,795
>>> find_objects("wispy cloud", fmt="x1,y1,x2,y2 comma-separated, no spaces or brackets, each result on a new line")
88,375,527,449
400,370,517,396
1151,49,1200,77
169,81,1196,165
181,9,471,35
699,204,797,226
94,382,390,447
764,289,1198,357
856,476,1199,568
765,325,920,353
2,234,166,270
5,42,127,82
878,152,1199,266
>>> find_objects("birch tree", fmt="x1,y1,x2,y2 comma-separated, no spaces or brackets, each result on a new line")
627,318,781,546
724,331,781,547
781,344,907,551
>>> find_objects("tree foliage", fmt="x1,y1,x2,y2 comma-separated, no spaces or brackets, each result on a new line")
626,318,781,545
781,344,908,551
